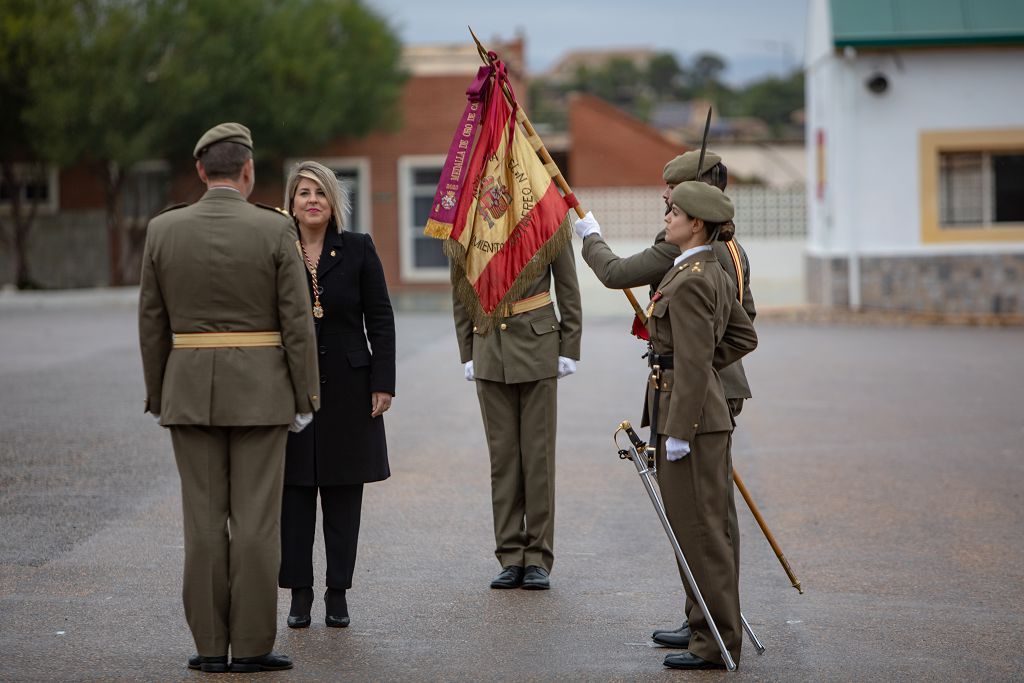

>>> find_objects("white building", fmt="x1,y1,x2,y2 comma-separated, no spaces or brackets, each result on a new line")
805,0,1024,315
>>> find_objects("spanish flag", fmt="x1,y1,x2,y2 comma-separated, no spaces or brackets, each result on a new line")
425,54,575,332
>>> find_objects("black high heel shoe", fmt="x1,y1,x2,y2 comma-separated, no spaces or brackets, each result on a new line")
324,588,350,628
287,587,313,628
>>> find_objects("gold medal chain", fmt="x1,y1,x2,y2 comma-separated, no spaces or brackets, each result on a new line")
299,242,324,319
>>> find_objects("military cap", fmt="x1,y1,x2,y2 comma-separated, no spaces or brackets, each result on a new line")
193,122,253,159
663,150,723,184
670,181,734,223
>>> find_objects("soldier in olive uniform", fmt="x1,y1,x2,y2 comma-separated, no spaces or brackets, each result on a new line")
645,181,757,669
453,242,582,590
576,150,755,415
574,150,755,648
139,123,320,674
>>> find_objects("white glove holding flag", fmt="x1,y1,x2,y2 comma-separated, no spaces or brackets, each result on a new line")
556,356,577,379
290,412,313,433
665,437,690,461
573,211,601,239
464,360,475,381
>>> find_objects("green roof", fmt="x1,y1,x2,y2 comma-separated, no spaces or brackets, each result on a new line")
831,0,1024,47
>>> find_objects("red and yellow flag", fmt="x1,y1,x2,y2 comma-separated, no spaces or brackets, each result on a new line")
425,55,575,331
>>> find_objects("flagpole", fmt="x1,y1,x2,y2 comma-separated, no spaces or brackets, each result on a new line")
468,27,646,323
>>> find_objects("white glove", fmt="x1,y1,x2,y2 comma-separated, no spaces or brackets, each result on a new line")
665,436,691,461
573,211,601,239
151,413,161,423
556,356,577,379
464,360,475,381
289,412,313,433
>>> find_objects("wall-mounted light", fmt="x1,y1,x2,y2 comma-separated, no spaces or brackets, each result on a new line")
866,72,889,94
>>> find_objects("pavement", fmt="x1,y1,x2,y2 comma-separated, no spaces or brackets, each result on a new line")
1,292,1023,681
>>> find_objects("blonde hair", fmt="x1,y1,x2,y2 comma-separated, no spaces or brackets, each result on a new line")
285,160,350,233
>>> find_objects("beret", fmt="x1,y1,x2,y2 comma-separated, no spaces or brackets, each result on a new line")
193,122,253,159
670,181,734,223
663,150,722,184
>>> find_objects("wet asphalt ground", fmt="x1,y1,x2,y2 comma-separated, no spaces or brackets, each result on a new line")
1,294,1023,681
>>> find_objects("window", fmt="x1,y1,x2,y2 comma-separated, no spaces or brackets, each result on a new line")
398,155,448,282
920,129,1024,243
0,163,59,214
123,160,171,228
283,157,370,234
939,152,1024,227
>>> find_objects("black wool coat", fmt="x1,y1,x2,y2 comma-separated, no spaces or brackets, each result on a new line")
284,228,395,486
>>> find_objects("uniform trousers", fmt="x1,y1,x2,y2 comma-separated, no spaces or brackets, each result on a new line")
657,430,742,665
475,377,557,572
279,484,364,590
170,424,288,659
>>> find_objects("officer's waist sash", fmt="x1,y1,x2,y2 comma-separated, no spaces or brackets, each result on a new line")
172,331,282,348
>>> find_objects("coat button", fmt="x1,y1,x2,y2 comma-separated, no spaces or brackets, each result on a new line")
319,345,327,355
320,374,328,384
311,395,318,401
473,326,478,332
693,423,699,429
500,323,508,330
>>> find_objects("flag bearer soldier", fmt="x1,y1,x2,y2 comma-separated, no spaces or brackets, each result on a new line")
453,243,582,591
644,181,757,669
139,123,320,674
573,149,755,647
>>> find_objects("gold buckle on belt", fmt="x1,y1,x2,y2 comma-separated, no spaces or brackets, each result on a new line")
172,331,283,349
501,291,552,317
649,364,662,390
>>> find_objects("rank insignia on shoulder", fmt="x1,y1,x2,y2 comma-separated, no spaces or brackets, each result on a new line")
692,262,702,273
256,203,292,218
155,202,188,216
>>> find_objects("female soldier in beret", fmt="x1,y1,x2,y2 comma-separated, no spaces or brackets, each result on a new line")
644,181,757,670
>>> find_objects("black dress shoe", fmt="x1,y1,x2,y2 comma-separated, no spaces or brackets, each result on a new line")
230,651,293,673
663,651,727,670
187,653,228,673
325,588,350,628
490,565,524,589
652,623,691,648
521,565,550,590
287,587,313,628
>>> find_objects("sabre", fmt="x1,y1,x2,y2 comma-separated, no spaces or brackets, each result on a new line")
613,421,766,668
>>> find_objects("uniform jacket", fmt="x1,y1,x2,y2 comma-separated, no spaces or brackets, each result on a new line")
644,248,757,442
454,242,582,384
284,229,395,486
139,187,320,425
582,230,756,399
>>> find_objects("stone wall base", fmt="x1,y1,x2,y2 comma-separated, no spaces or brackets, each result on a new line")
806,252,1024,315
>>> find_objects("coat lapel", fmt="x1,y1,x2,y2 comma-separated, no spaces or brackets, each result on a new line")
317,229,345,280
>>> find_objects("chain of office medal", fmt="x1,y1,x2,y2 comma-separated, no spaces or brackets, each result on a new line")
299,242,324,318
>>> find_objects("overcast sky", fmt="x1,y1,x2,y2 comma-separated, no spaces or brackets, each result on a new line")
366,0,809,85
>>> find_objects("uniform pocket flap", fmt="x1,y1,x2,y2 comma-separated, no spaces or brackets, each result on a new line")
530,319,561,335
651,299,669,318
346,348,371,368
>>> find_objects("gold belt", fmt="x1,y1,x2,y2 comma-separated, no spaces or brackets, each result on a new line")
501,292,551,317
172,331,283,348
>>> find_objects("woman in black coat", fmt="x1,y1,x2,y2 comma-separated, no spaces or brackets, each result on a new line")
279,160,395,629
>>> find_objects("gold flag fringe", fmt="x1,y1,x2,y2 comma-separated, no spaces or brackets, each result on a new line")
444,211,573,335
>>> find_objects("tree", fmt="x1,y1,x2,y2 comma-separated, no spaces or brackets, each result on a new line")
0,0,78,288
646,52,687,98
26,0,406,286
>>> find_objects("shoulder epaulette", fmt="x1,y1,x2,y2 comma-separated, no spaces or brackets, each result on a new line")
155,202,188,216
256,203,291,219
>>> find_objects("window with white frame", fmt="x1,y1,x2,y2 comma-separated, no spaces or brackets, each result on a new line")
284,157,370,234
0,163,59,214
939,151,1024,227
398,156,448,281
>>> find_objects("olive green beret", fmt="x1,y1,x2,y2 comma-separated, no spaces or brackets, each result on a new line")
662,150,723,184
670,181,734,223
193,122,253,159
